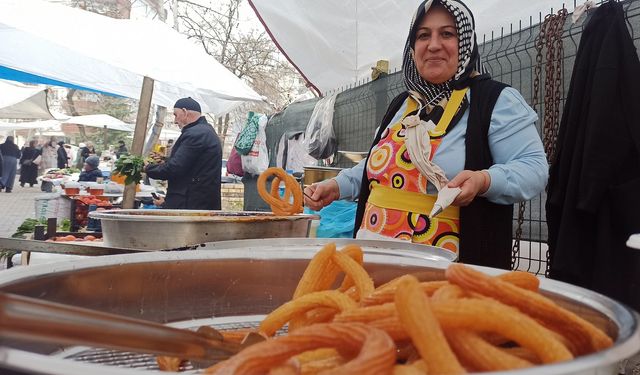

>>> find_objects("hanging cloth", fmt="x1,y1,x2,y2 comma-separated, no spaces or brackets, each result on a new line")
403,88,468,190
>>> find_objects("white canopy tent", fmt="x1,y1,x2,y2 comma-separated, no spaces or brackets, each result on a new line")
0,0,263,115
0,119,60,132
63,114,134,132
249,0,587,94
159,127,182,141
0,80,54,119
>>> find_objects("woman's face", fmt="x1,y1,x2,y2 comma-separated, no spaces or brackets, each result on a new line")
413,6,459,84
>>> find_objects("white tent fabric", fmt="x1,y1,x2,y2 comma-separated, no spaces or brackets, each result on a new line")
159,127,182,141
250,0,582,94
0,80,54,119
0,119,60,132
0,0,263,115
63,114,134,132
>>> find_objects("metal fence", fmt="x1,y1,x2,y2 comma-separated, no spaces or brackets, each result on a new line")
260,0,640,274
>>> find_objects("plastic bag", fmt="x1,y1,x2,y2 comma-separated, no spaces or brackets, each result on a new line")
227,147,244,177
275,131,317,174
315,200,357,238
234,112,260,155
241,114,269,176
303,94,338,160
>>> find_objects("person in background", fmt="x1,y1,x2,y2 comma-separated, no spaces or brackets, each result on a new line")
116,140,128,159
145,97,222,210
63,144,73,165
165,139,174,158
56,140,69,169
40,137,57,172
78,155,102,182
19,140,40,187
86,142,96,156
76,142,88,168
303,0,548,269
0,136,21,193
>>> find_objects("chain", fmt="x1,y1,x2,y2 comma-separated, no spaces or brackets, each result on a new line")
543,8,568,162
512,9,567,273
543,9,568,277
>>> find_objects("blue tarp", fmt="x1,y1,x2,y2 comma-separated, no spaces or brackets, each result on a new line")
0,65,120,97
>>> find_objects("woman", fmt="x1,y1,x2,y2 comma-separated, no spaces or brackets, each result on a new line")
19,140,40,187
56,140,69,169
40,137,58,172
0,136,22,193
304,0,547,269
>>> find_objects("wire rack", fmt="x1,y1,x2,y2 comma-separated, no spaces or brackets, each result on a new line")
53,315,269,373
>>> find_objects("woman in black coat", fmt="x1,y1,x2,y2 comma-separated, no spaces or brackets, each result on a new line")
56,141,69,169
19,140,40,187
0,136,21,192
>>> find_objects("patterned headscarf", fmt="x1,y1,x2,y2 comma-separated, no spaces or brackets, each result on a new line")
402,0,486,107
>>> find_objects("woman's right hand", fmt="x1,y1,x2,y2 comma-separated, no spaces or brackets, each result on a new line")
304,179,340,211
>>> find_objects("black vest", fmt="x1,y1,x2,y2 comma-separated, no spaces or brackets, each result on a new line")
354,78,512,269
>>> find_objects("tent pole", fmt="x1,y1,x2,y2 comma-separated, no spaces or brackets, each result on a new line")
122,76,154,209
142,106,167,156
103,125,108,153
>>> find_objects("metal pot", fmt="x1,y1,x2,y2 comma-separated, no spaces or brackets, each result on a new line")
338,150,368,163
0,238,637,375
88,210,318,250
302,166,343,186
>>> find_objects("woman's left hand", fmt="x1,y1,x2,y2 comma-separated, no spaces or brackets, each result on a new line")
447,170,491,206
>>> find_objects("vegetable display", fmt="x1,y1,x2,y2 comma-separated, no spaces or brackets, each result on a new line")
113,154,147,185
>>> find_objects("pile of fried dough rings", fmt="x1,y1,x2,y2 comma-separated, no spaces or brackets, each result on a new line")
257,167,303,216
196,243,613,374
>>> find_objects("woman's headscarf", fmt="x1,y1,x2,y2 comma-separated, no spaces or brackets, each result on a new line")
402,0,486,107
400,0,486,190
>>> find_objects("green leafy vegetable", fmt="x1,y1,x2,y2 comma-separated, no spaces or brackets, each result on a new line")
113,154,146,185
59,219,71,232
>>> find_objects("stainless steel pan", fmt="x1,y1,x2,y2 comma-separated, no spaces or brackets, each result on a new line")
0,239,636,375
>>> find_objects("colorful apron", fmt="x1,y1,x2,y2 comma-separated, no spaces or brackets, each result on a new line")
358,90,467,253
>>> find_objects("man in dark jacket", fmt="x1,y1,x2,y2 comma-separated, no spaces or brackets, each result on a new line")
145,97,222,210
115,140,128,159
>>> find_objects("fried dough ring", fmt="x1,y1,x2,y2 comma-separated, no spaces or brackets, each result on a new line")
362,271,537,307
332,250,374,300
259,290,357,336
334,302,396,323
156,356,184,372
361,280,448,306
257,167,303,216
393,361,428,375
395,276,466,374
288,245,368,331
206,323,396,375
371,298,573,364
294,348,346,374
445,263,613,355
445,329,533,371
291,243,337,299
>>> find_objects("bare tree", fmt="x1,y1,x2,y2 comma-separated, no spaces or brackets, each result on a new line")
176,0,311,142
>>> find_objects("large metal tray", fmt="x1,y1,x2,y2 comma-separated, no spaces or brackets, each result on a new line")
0,243,637,375
89,210,319,250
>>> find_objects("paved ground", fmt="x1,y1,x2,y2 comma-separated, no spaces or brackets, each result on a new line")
0,174,41,238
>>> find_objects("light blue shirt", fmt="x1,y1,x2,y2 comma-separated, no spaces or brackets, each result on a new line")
334,87,548,205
